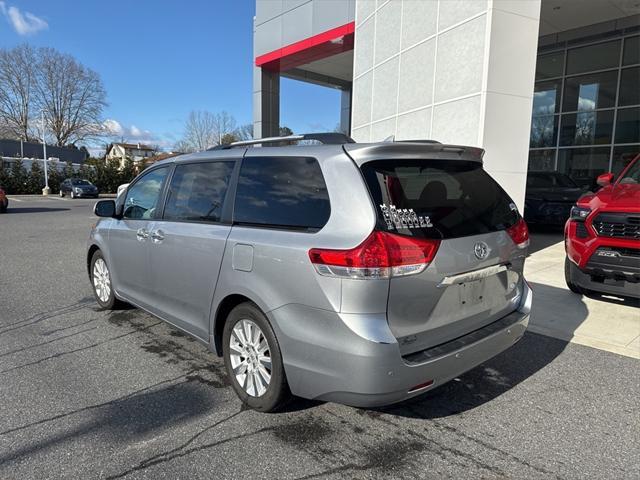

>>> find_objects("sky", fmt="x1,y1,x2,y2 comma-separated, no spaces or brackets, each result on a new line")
0,0,342,152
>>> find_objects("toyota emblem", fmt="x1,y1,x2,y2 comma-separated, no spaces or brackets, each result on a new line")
474,241,489,260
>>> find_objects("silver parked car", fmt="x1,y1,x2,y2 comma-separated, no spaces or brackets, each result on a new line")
88,134,532,412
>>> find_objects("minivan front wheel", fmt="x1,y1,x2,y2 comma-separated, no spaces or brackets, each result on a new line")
90,250,123,310
223,302,290,412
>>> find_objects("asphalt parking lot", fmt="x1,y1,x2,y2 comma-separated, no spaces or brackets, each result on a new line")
1,196,638,480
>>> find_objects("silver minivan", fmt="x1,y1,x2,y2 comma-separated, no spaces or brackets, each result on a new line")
88,134,532,412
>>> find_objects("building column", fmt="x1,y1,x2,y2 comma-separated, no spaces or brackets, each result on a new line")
340,88,352,135
477,1,541,211
351,0,541,210
253,67,280,139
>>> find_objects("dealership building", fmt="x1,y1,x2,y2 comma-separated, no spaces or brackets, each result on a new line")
253,0,639,209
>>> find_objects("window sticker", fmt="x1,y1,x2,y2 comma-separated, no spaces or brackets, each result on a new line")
380,204,433,230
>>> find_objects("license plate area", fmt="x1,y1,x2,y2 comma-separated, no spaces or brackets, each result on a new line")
457,279,486,306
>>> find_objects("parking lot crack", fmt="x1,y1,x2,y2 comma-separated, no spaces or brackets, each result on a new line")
0,325,98,359
0,321,163,375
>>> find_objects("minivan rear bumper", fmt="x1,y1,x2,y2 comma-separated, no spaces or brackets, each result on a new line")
268,281,532,408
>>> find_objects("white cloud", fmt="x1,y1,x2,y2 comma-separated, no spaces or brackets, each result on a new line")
0,2,48,35
103,119,124,137
103,119,172,148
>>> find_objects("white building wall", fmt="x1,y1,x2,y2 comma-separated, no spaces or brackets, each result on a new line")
351,0,541,210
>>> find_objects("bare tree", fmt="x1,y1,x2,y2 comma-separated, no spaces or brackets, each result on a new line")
34,47,107,146
236,123,254,141
178,110,218,152
0,44,37,141
177,110,239,152
212,111,237,145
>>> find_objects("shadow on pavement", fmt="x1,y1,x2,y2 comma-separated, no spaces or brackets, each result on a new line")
0,380,218,465
379,332,570,420
5,207,70,214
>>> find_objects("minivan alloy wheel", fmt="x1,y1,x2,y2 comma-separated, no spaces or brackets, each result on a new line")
229,319,271,397
93,258,111,303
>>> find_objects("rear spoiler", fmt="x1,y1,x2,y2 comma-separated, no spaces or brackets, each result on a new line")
343,142,485,166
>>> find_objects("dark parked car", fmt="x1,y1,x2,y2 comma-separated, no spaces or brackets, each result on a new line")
524,171,585,226
60,178,99,199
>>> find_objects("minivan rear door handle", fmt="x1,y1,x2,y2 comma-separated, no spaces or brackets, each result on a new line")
136,228,149,241
151,229,165,243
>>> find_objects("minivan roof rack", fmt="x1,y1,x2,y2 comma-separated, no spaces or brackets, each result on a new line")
208,132,355,150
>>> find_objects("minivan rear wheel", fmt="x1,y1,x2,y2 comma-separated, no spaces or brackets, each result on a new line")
223,302,291,412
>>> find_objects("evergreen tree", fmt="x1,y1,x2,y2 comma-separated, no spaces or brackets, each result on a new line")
28,161,44,192
10,159,28,194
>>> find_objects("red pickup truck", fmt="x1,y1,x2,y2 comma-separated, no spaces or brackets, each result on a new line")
565,154,640,299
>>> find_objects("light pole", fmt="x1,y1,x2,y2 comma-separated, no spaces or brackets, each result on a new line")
41,110,50,195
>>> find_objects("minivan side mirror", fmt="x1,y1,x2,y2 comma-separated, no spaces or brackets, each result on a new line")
596,172,614,187
94,199,116,218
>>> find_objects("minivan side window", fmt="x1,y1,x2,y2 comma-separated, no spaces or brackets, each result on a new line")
234,157,330,230
123,166,169,220
163,161,235,223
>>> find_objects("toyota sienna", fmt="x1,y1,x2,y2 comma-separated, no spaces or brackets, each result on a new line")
88,134,532,412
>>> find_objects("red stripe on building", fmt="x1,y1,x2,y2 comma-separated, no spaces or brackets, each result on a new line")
255,22,355,72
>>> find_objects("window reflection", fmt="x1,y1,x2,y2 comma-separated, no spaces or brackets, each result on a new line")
566,40,620,75
577,83,598,111
530,115,558,148
563,71,617,112
615,107,640,144
123,167,169,220
618,67,640,106
536,51,564,80
533,81,560,115
612,145,640,176
560,110,614,146
528,149,555,171
557,147,610,190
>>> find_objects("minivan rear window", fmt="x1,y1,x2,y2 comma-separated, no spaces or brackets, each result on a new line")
234,157,330,231
361,159,519,239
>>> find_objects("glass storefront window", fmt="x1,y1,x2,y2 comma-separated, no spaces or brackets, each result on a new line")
611,145,640,177
557,147,611,190
528,149,555,171
618,67,640,106
532,34,640,192
562,71,617,112
530,115,558,148
533,81,560,115
566,40,620,75
559,110,614,146
623,35,640,66
615,107,640,144
536,51,564,80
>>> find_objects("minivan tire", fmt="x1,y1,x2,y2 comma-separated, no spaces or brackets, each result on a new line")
564,257,585,295
90,250,124,310
223,302,291,412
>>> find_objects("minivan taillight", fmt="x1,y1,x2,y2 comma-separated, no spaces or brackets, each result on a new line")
507,218,529,249
308,231,440,279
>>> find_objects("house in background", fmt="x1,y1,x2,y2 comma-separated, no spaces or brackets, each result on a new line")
105,142,156,169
